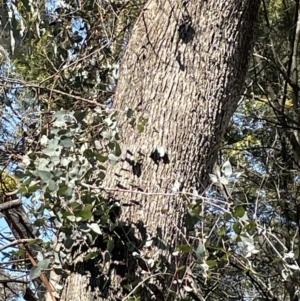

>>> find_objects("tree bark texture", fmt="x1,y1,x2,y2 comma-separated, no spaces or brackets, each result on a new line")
61,0,260,300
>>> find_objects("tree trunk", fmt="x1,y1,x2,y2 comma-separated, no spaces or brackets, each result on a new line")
61,0,260,300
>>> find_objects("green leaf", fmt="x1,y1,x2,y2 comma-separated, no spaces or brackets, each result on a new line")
126,108,134,118
217,227,225,235
87,223,102,234
224,213,231,221
233,206,245,218
137,124,144,133
104,251,111,263
84,149,94,159
219,176,228,185
18,186,27,194
107,239,115,253
108,153,118,165
34,218,46,227
115,143,121,156
64,238,74,250
48,179,58,191
102,131,112,139
233,221,242,234
50,156,60,166
98,171,106,180
84,251,99,261
209,174,218,183
76,204,93,221
74,110,86,122
60,137,73,148
206,260,217,268
38,170,52,183
176,245,192,253
38,259,51,270
30,266,42,280
27,184,41,193
72,202,82,210
195,242,206,259
58,185,70,195
107,142,115,150
184,212,200,229
137,116,148,133
176,265,186,272
244,221,256,231
222,160,232,176
66,215,76,222
96,154,108,163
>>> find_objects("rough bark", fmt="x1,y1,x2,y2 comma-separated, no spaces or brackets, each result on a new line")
61,0,260,300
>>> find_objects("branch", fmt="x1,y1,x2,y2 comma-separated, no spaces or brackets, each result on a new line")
0,238,34,252
0,279,28,284
0,199,22,211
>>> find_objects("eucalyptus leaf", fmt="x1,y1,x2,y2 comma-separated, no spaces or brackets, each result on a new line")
84,251,99,261
66,215,76,222
219,176,228,185
48,179,58,191
209,174,218,183
41,135,48,146
76,204,93,220
96,154,108,162
107,239,114,253
30,266,42,280
222,160,233,176
233,206,246,218
233,221,242,235
176,245,192,253
74,110,86,122
115,143,121,156
64,238,74,250
38,259,51,270
195,242,206,259
126,108,134,118
60,137,73,148
87,223,102,234
108,153,118,165
102,131,111,139
38,170,52,183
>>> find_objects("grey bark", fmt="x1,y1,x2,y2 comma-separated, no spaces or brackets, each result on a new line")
59,0,262,300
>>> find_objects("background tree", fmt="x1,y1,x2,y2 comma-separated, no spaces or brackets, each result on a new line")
204,0,300,300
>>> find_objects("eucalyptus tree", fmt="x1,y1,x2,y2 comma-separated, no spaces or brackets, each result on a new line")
0,0,262,300
214,0,300,300
62,0,259,300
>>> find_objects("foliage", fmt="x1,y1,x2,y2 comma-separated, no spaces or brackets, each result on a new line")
0,0,144,300
2,0,300,301
0,171,18,196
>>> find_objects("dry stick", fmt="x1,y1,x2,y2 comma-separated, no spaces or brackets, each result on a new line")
0,258,31,266
0,238,33,252
122,272,174,301
3,201,57,301
0,78,107,108
98,186,231,213
0,199,22,211
0,279,28,284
